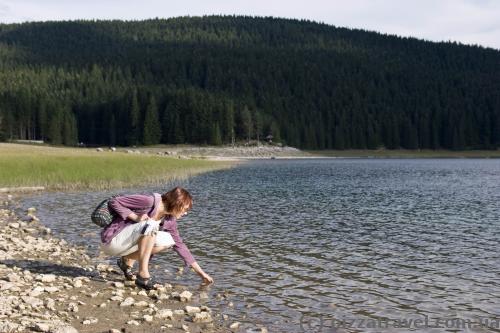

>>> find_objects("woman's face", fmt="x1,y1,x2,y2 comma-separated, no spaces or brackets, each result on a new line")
175,204,191,219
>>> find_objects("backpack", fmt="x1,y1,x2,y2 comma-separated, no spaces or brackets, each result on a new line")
90,193,159,227
90,196,118,227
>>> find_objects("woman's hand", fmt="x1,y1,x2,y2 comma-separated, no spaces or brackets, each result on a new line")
127,213,149,223
201,273,214,284
190,262,214,284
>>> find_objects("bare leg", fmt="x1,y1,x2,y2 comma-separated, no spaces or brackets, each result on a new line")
133,234,155,279
124,245,168,264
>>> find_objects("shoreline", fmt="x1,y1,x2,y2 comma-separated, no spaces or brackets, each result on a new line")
0,193,244,333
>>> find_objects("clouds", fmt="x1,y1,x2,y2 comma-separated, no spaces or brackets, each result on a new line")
0,0,499,49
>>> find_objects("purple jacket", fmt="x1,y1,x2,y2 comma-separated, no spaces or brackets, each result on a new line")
100,193,196,266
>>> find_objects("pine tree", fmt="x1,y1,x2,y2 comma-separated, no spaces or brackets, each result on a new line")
127,90,140,146
142,95,162,145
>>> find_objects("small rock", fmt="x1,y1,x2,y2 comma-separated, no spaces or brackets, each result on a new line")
143,315,153,322
6,273,21,282
193,312,213,323
174,309,185,316
185,306,201,314
21,296,43,308
8,222,20,229
44,298,56,311
113,282,124,288
182,324,189,331
127,320,140,326
73,280,83,288
27,207,37,214
156,309,173,319
138,290,148,296
230,322,241,329
33,322,51,332
110,296,123,301
109,329,121,333
68,302,79,312
179,290,192,302
38,274,56,283
52,326,79,333
134,301,149,307
120,297,135,307
82,317,98,325
44,286,59,293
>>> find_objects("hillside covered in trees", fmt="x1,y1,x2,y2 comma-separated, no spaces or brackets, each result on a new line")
0,16,499,149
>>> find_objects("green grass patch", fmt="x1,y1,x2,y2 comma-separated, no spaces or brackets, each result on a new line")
0,143,233,190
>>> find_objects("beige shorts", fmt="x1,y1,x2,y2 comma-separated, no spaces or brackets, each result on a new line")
101,220,175,257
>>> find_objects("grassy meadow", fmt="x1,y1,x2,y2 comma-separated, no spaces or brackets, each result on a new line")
0,143,233,190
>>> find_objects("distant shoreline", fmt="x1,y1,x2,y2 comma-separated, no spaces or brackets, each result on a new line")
306,149,500,159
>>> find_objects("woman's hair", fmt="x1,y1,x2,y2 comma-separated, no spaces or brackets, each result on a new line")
161,187,193,216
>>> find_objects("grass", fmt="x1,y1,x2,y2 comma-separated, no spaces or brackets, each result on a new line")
307,149,500,158
0,143,234,190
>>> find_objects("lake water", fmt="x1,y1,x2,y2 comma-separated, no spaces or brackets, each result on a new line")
21,159,500,332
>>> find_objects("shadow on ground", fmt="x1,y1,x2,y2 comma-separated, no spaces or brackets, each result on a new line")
0,259,103,280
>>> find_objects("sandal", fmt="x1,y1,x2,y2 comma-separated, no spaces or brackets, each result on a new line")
117,257,136,281
135,275,160,290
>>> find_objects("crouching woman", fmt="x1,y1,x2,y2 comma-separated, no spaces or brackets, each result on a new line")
100,186,213,290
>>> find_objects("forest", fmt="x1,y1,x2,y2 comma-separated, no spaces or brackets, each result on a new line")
0,16,499,149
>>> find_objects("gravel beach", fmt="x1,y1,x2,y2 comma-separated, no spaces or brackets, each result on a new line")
0,193,245,333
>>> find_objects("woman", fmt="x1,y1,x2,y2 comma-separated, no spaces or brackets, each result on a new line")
100,186,213,290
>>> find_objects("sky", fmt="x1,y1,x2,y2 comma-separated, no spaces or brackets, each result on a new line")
0,0,499,50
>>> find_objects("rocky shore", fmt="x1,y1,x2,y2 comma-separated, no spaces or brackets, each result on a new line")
115,144,315,161
0,194,239,333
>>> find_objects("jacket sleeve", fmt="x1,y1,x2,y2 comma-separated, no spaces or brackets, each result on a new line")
162,219,196,266
108,194,154,221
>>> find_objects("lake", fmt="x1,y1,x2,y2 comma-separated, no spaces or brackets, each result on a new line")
21,158,500,332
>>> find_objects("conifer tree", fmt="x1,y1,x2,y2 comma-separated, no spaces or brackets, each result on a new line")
142,95,162,145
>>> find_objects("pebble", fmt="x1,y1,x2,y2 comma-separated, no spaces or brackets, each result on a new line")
82,317,98,325
185,305,201,314
52,326,79,333
179,290,192,302
156,309,173,319
120,297,135,307
109,329,121,333
127,320,140,326
193,312,213,323
143,314,154,322
134,301,149,307
73,280,83,288
32,322,51,332
230,322,241,329
113,282,124,288
37,274,56,283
